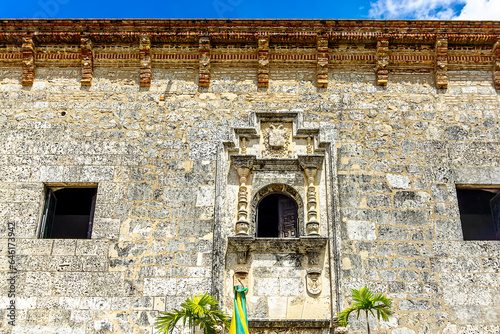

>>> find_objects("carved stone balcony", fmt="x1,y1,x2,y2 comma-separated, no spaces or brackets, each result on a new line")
228,236,328,265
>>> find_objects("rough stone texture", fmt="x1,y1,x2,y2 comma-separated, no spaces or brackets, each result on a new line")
0,19,499,334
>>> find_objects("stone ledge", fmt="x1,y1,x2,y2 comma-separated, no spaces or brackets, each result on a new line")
248,319,331,328
228,236,328,253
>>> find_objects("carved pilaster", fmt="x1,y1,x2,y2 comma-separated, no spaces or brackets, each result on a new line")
376,38,389,86
231,155,256,235
240,137,248,155
140,35,151,87
199,36,210,87
258,36,269,88
22,35,35,86
494,38,500,90
306,136,313,155
435,35,448,89
81,35,93,86
317,36,328,88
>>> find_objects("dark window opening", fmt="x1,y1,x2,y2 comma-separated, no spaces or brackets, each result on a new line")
257,193,298,238
40,187,97,239
456,188,500,241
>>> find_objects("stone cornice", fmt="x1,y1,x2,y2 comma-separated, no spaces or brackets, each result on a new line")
0,19,498,44
0,19,499,88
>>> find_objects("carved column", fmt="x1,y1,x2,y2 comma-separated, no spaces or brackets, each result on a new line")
435,35,448,89
258,36,269,88
81,35,93,86
299,155,324,236
304,167,319,235
376,38,389,86
317,35,328,88
199,36,210,87
140,34,151,87
22,35,35,86
232,156,256,236
494,38,500,90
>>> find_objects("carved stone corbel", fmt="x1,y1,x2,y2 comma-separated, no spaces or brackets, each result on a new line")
258,36,269,88
228,236,254,264
22,35,35,86
493,38,500,90
435,35,448,89
231,155,257,236
199,36,210,87
139,34,151,87
376,38,389,86
317,35,329,88
81,35,93,86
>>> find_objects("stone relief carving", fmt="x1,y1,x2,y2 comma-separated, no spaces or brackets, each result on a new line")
261,122,292,158
306,269,322,295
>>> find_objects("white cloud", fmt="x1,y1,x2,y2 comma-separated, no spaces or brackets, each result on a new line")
456,0,500,19
368,0,500,20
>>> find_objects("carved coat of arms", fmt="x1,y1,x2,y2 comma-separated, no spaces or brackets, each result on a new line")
306,269,322,295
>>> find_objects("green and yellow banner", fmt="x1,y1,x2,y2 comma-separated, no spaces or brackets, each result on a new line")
230,285,249,334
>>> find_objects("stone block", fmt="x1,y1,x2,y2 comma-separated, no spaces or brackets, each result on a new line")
254,277,279,296
391,210,427,226
347,220,376,241
268,296,287,318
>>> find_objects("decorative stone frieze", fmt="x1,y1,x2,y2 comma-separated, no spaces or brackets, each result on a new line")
494,38,500,90
80,35,93,86
376,38,389,86
258,36,269,88
316,35,328,88
21,35,35,86
139,34,151,87
436,35,448,89
199,36,210,87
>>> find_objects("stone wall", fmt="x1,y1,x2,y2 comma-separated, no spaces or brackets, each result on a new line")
0,60,498,334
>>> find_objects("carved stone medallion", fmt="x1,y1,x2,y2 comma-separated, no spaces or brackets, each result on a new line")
306,269,322,295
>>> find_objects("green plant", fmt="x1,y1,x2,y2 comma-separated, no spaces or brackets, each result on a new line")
155,293,230,334
337,286,393,334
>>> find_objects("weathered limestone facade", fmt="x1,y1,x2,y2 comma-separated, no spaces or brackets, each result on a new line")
0,19,499,334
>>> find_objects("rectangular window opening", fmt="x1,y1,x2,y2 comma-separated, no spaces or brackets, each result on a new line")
456,186,500,241
40,185,98,239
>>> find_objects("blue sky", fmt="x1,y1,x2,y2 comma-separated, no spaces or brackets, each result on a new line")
1,0,499,20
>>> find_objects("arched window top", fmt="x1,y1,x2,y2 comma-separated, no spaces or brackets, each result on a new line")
250,184,304,238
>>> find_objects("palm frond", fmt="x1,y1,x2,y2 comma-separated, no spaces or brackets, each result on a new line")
336,286,394,330
155,293,229,334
